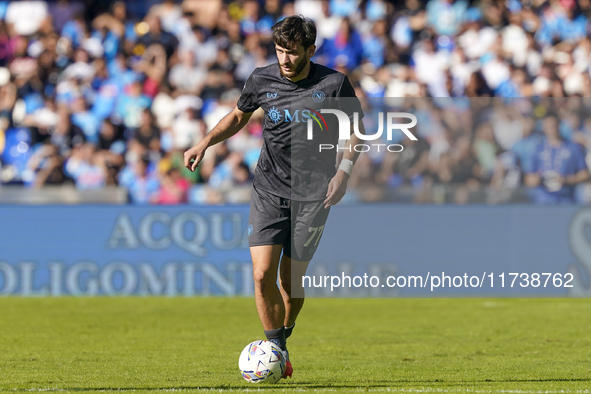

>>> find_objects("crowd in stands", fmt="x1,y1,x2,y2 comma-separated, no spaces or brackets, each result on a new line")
0,0,590,204
350,98,591,204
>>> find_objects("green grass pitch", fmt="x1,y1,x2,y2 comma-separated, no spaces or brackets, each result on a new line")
0,298,590,393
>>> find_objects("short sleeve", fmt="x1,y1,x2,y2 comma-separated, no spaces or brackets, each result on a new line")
338,75,354,95
336,75,364,120
237,72,260,113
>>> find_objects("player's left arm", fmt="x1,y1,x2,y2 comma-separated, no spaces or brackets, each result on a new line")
323,121,365,209
324,75,364,209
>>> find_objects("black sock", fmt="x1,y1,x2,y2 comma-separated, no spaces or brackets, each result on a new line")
264,327,286,350
284,323,295,339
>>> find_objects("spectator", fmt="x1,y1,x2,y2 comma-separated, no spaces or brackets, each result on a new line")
320,18,362,70
411,34,448,95
135,44,167,98
97,118,124,160
0,21,18,67
157,168,190,204
379,136,430,188
362,19,388,69
115,79,151,131
426,0,467,36
50,106,86,156
132,108,161,155
473,122,499,180
70,95,100,144
136,14,178,59
526,113,590,204
511,117,542,174
118,155,160,204
64,143,107,190
27,143,69,188
169,49,207,94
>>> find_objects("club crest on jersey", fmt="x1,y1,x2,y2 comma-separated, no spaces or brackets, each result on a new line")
312,90,325,103
266,92,278,98
268,106,282,124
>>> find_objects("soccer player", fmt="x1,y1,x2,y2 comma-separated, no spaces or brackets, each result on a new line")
184,15,364,378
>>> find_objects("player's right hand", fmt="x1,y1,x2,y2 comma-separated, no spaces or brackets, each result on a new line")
184,142,207,172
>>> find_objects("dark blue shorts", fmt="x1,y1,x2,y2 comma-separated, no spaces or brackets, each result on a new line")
248,184,330,261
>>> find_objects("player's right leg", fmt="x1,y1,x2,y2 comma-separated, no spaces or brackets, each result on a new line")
250,244,293,379
251,244,285,331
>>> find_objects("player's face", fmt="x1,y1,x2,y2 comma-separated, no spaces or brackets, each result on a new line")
275,43,313,79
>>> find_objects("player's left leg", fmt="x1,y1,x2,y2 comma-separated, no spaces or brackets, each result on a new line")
278,254,309,330
275,254,308,380
278,199,330,346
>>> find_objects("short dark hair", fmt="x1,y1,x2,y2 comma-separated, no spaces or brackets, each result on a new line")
271,15,316,50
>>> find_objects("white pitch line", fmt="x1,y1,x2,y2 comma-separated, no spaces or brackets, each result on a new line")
2,388,590,394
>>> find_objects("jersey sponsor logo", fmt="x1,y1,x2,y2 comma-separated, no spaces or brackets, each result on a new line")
268,106,283,124
266,108,318,125
266,92,278,98
312,90,325,103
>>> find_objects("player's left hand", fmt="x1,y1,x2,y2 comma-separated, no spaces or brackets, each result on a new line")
324,171,349,209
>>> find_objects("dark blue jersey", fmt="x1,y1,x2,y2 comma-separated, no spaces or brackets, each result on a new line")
529,139,588,203
237,62,362,201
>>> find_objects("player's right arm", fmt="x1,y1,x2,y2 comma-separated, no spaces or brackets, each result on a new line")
183,107,253,172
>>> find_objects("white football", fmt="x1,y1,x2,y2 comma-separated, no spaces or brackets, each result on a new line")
238,340,285,383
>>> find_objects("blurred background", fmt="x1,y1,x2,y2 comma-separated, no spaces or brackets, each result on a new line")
0,0,591,205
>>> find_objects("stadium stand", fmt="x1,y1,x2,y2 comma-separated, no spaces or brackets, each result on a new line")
0,0,590,204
